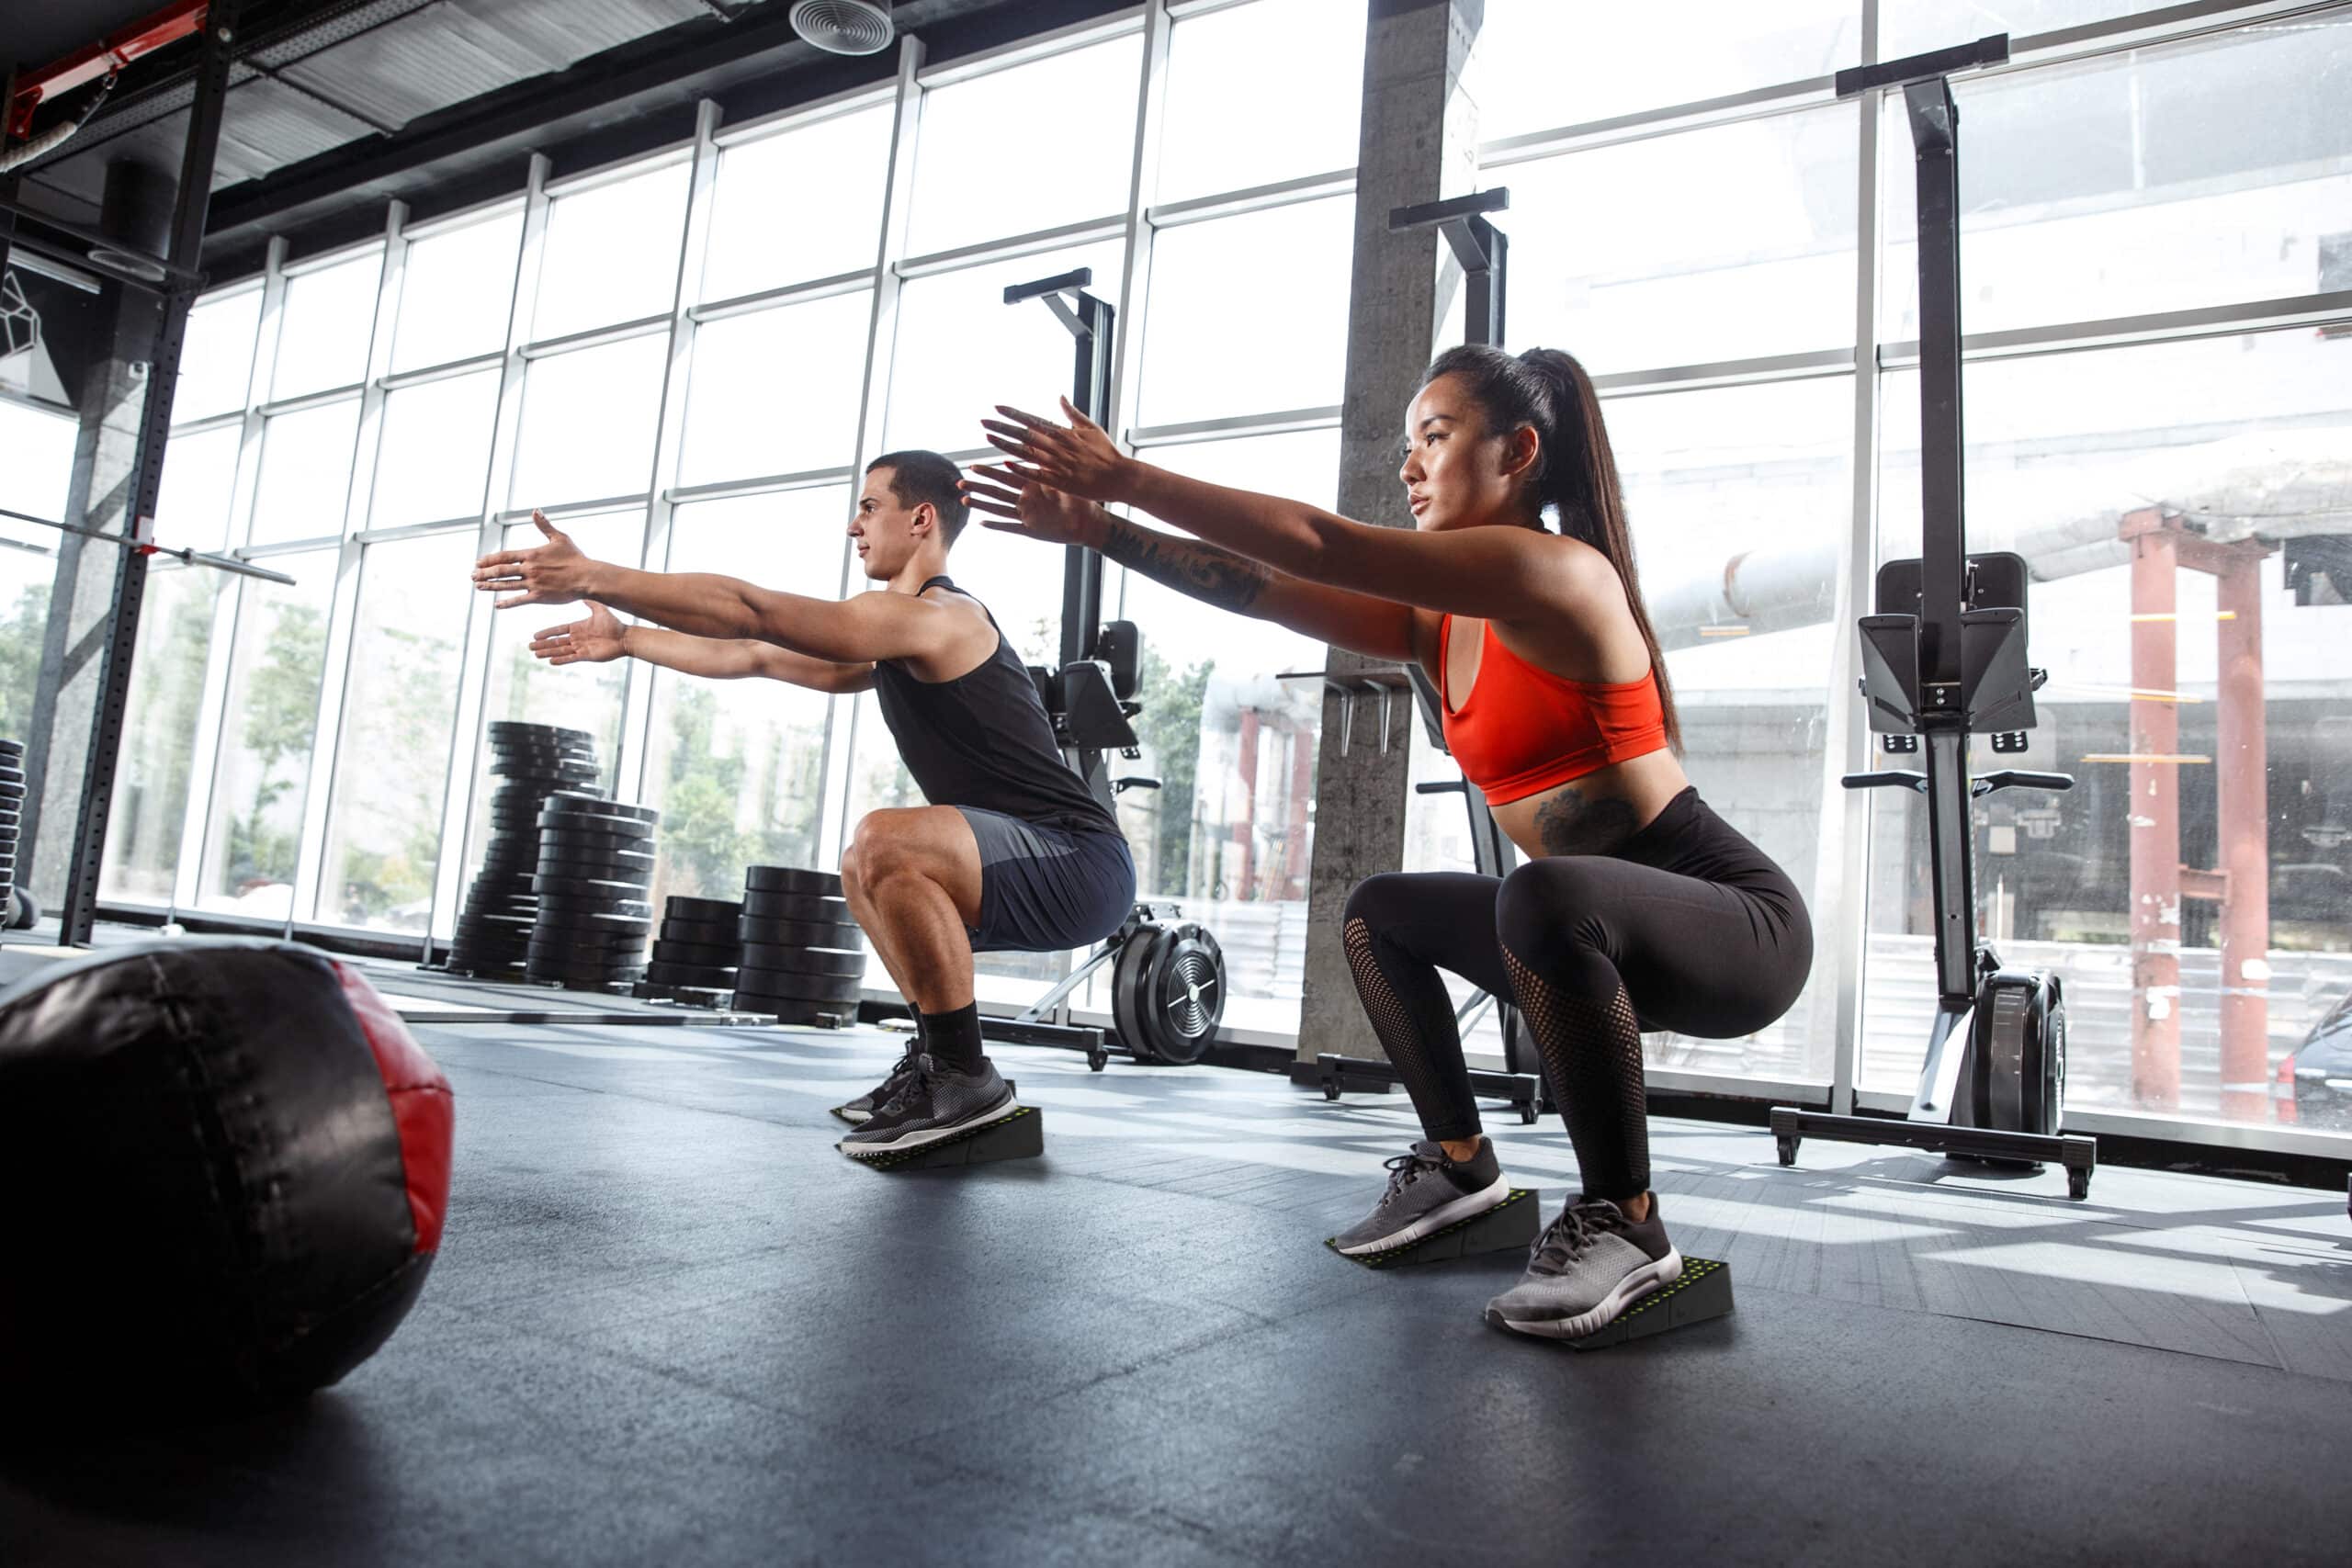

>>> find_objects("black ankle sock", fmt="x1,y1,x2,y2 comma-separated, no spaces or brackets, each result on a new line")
921,1003,985,1073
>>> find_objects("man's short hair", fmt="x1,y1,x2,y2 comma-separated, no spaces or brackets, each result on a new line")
866,450,968,548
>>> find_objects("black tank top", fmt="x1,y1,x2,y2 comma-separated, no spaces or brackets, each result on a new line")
870,577,1121,836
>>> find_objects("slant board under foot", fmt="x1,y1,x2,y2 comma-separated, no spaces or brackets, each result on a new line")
1553,1257,1734,1352
841,1107,1044,1170
1328,1188,1541,1269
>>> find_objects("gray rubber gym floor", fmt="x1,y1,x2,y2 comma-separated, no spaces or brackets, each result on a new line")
3,939,2348,1567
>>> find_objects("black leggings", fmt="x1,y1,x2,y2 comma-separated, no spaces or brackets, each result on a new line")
1341,787,1812,1200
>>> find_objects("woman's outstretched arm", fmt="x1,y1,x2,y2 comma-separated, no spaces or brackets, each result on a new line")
982,400,1579,624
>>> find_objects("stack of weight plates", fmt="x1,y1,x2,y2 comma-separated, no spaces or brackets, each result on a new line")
0,736,23,915
634,895,743,1007
731,866,867,1024
447,722,603,978
525,793,659,991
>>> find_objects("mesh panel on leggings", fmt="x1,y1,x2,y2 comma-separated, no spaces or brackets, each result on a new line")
1503,946,1649,1197
1343,917,1481,1141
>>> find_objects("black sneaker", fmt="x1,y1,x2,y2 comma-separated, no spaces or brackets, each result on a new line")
1331,1137,1510,1256
832,1044,921,1124
838,1053,1019,1154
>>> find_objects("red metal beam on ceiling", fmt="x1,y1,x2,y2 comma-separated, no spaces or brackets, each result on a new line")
6,0,212,140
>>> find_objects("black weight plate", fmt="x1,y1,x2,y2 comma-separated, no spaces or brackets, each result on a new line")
736,916,862,951
731,994,855,1025
535,906,654,929
531,919,653,944
0,766,22,786
529,922,649,948
526,952,646,977
492,762,599,780
659,916,740,947
489,718,593,737
735,941,865,977
0,784,25,802
491,752,598,770
537,815,654,844
663,896,742,923
530,874,652,901
544,791,657,823
650,939,742,968
535,846,655,872
730,968,862,1006
645,961,741,988
665,987,738,1010
743,866,842,897
741,889,851,924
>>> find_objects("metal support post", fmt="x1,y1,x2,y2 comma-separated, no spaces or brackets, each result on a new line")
58,0,242,944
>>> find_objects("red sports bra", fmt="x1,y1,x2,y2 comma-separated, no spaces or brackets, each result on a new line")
1438,615,1669,806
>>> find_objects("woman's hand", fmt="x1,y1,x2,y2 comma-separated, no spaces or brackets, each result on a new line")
960,465,1109,549
529,602,628,666
472,511,598,609
979,398,1136,504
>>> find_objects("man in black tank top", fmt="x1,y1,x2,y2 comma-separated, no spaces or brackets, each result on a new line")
475,450,1136,1154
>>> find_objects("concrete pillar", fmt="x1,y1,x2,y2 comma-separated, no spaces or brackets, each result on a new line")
22,160,176,904
1295,0,1484,1066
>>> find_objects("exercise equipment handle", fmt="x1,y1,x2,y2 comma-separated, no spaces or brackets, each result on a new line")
1971,770,2075,798
1415,779,1471,796
1113,776,1161,794
1841,771,1930,794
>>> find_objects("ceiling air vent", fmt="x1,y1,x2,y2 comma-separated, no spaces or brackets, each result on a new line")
789,0,895,55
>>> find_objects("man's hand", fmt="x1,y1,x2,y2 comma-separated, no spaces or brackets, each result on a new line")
529,602,628,666
960,465,1110,549
978,397,1136,504
473,510,598,609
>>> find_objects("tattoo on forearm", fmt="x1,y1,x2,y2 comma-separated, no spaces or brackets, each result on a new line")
1099,516,1271,615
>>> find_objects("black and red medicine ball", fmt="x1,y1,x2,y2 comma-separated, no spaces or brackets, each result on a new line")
0,938,453,1409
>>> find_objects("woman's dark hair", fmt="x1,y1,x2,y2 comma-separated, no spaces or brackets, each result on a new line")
1419,343,1680,751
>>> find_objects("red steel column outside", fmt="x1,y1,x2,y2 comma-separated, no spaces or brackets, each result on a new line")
2126,514,2182,1111
2214,547,2271,1121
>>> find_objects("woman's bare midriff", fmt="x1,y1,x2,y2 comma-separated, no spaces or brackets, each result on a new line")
1485,748,1690,862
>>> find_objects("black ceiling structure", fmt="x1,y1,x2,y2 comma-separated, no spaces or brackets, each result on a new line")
9,0,1130,286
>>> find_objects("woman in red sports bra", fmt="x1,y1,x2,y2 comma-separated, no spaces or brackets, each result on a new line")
971,344,1812,1341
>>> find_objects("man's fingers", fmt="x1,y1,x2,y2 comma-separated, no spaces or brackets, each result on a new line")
531,508,557,539
492,590,537,610
990,404,1057,431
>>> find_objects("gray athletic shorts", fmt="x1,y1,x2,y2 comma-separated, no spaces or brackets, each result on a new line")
956,807,1136,953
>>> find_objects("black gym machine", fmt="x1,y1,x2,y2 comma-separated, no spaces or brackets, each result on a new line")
1770,36,2098,1199
968,268,1228,1072
1310,186,1548,1124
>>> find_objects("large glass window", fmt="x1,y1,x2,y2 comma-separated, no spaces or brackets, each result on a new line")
1863,331,2352,1145
509,334,668,506
392,207,523,372
643,491,847,905
885,242,1124,454
153,424,243,552
1881,17,2352,343
1156,0,1363,203
248,399,361,546
100,566,227,904
174,288,260,421
1494,102,1858,372
0,401,77,735
1474,0,1860,141
533,161,690,341
1883,1,2171,62
1137,197,1353,426
369,370,499,528
195,550,337,918
702,105,892,301
907,35,1142,254
316,531,475,932
678,290,872,485
271,249,381,401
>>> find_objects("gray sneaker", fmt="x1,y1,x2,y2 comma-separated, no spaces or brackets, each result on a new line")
839,1053,1019,1154
1484,1193,1682,1339
833,1045,921,1124
1331,1138,1510,1257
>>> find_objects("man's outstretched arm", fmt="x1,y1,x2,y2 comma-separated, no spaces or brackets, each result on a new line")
529,604,875,693
476,511,950,665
